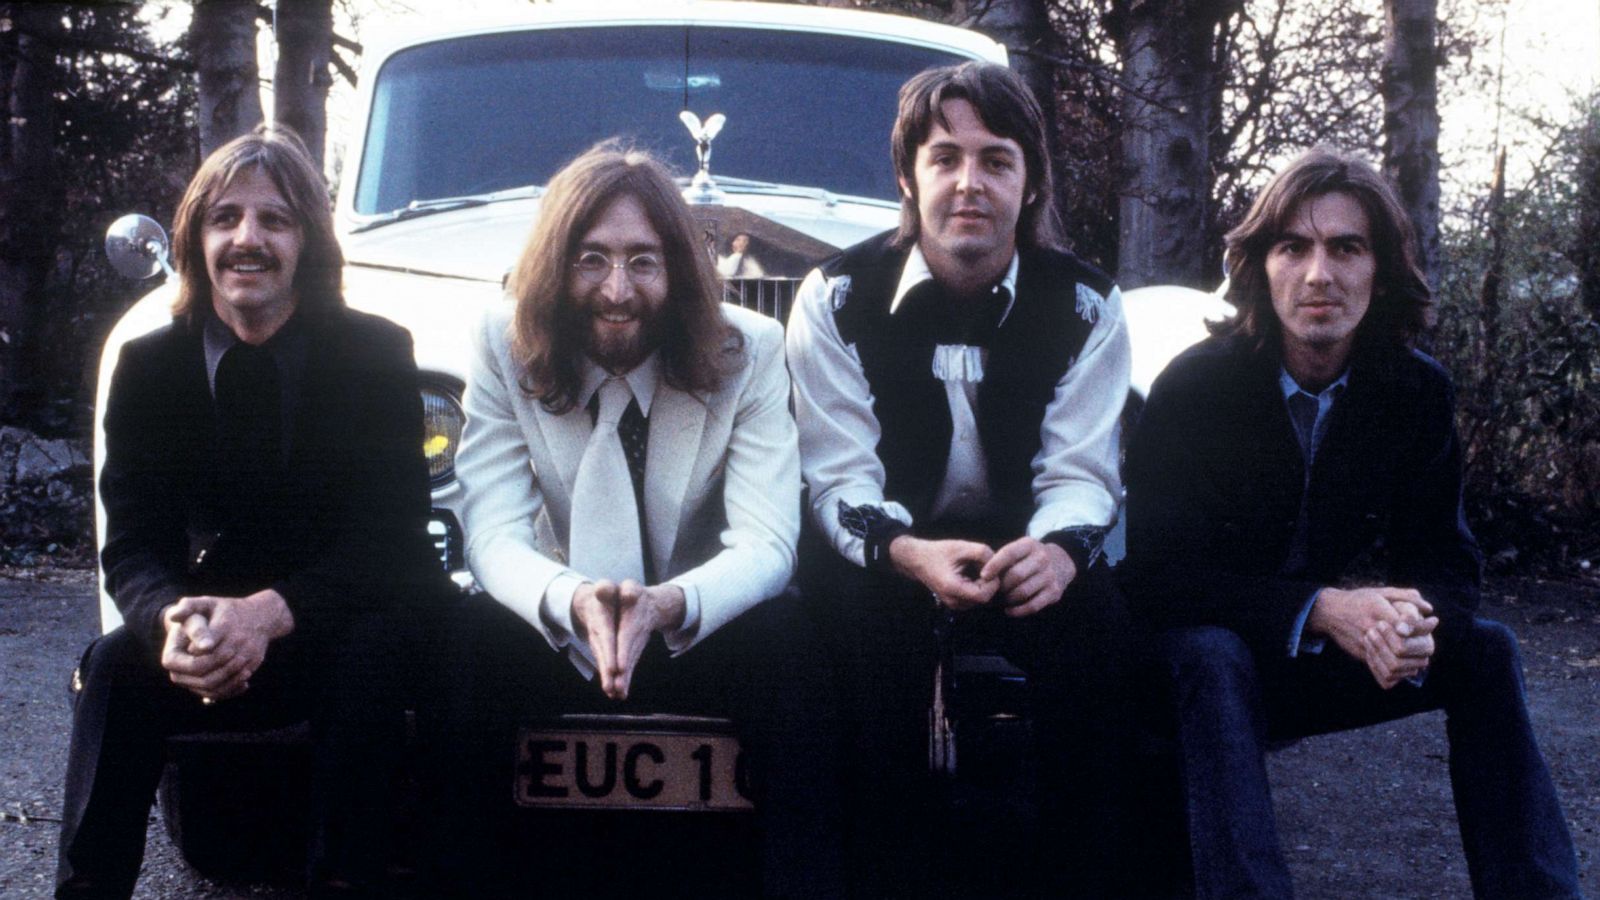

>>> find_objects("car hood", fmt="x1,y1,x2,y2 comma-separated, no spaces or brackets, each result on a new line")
1121,284,1236,396
340,189,898,283
340,263,506,381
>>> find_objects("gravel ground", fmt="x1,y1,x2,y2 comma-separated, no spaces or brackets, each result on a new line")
1268,577,1599,899
2,567,1595,898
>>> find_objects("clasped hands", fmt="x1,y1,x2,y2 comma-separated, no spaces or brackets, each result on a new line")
888,534,1077,618
160,589,295,703
1310,586,1439,689
572,580,687,701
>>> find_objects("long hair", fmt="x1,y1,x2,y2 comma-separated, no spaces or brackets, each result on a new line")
170,124,343,324
890,62,1063,251
507,141,742,414
1218,146,1431,353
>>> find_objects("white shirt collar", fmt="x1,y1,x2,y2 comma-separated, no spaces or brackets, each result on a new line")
579,351,660,416
889,245,1020,327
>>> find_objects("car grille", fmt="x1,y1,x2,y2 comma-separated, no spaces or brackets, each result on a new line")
723,278,800,324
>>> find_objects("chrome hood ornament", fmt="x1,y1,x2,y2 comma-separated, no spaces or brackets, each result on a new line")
679,110,727,205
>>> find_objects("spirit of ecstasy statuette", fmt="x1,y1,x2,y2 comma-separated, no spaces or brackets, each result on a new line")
679,110,727,205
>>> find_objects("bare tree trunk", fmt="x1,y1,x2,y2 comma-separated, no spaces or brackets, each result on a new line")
964,0,1055,128
1576,101,1600,319
1381,0,1441,295
963,0,1064,238
0,4,61,422
1479,147,1506,391
273,0,333,168
192,0,264,156
1113,0,1235,289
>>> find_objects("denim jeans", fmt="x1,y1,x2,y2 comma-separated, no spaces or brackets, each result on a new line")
1160,620,1582,899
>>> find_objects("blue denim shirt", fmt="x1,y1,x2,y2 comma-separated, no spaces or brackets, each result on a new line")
1280,367,1348,658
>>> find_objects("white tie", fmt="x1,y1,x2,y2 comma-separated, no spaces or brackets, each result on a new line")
568,377,646,584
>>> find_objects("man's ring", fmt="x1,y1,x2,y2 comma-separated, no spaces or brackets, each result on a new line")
201,696,215,706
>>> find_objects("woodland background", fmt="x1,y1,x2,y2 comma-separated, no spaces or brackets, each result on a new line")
0,0,1594,582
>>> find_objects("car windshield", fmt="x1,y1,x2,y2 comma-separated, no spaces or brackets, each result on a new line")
352,25,969,215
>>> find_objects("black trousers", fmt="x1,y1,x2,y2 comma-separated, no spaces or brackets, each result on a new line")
801,551,1167,899
57,613,420,899
425,590,845,899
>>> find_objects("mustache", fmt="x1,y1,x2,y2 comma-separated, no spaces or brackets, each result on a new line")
581,296,641,316
220,251,279,268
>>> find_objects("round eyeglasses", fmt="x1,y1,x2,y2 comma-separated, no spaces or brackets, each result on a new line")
572,251,664,286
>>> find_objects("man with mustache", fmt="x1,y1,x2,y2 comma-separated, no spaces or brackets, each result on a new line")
1122,147,1582,898
785,62,1153,896
433,143,840,897
59,125,440,898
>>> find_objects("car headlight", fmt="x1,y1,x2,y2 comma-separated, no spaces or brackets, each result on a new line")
420,380,465,486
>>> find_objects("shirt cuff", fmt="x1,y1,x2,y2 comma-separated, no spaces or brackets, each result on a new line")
662,581,702,654
541,573,584,648
1288,588,1326,657
1042,526,1108,574
837,500,911,573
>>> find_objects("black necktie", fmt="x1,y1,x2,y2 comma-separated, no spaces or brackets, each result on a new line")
618,399,647,502
1283,391,1319,575
1287,391,1318,464
619,399,654,582
215,342,283,480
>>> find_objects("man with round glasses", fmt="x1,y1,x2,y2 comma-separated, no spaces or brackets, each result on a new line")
429,142,842,897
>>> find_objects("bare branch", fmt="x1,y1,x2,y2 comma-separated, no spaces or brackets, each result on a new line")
330,46,358,87
4,27,196,73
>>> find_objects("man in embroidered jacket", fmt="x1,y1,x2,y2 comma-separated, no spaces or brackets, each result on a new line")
786,62,1157,898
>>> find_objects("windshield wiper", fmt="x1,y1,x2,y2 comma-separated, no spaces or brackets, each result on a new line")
678,175,894,208
696,175,781,190
351,185,543,233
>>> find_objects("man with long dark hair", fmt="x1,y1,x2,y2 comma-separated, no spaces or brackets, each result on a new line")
1123,147,1582,898
786,62,1153,896
59,124,438,898
435,142,840,897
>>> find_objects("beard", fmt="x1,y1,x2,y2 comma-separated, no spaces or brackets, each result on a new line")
579,300,662,373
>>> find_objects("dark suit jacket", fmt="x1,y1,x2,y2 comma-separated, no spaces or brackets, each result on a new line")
1121,332,1482,658
99,305,439,654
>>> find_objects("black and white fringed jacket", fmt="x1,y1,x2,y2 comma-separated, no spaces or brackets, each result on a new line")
785,230,1132,576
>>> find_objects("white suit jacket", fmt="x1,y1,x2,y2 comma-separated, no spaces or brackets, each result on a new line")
457,302,800,664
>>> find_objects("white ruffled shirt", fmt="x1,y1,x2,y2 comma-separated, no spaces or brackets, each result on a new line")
787,245,1130,567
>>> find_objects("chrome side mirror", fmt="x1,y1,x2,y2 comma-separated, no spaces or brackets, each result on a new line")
104,214,174,280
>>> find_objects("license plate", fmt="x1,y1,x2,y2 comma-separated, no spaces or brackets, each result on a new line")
514,716,753,811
